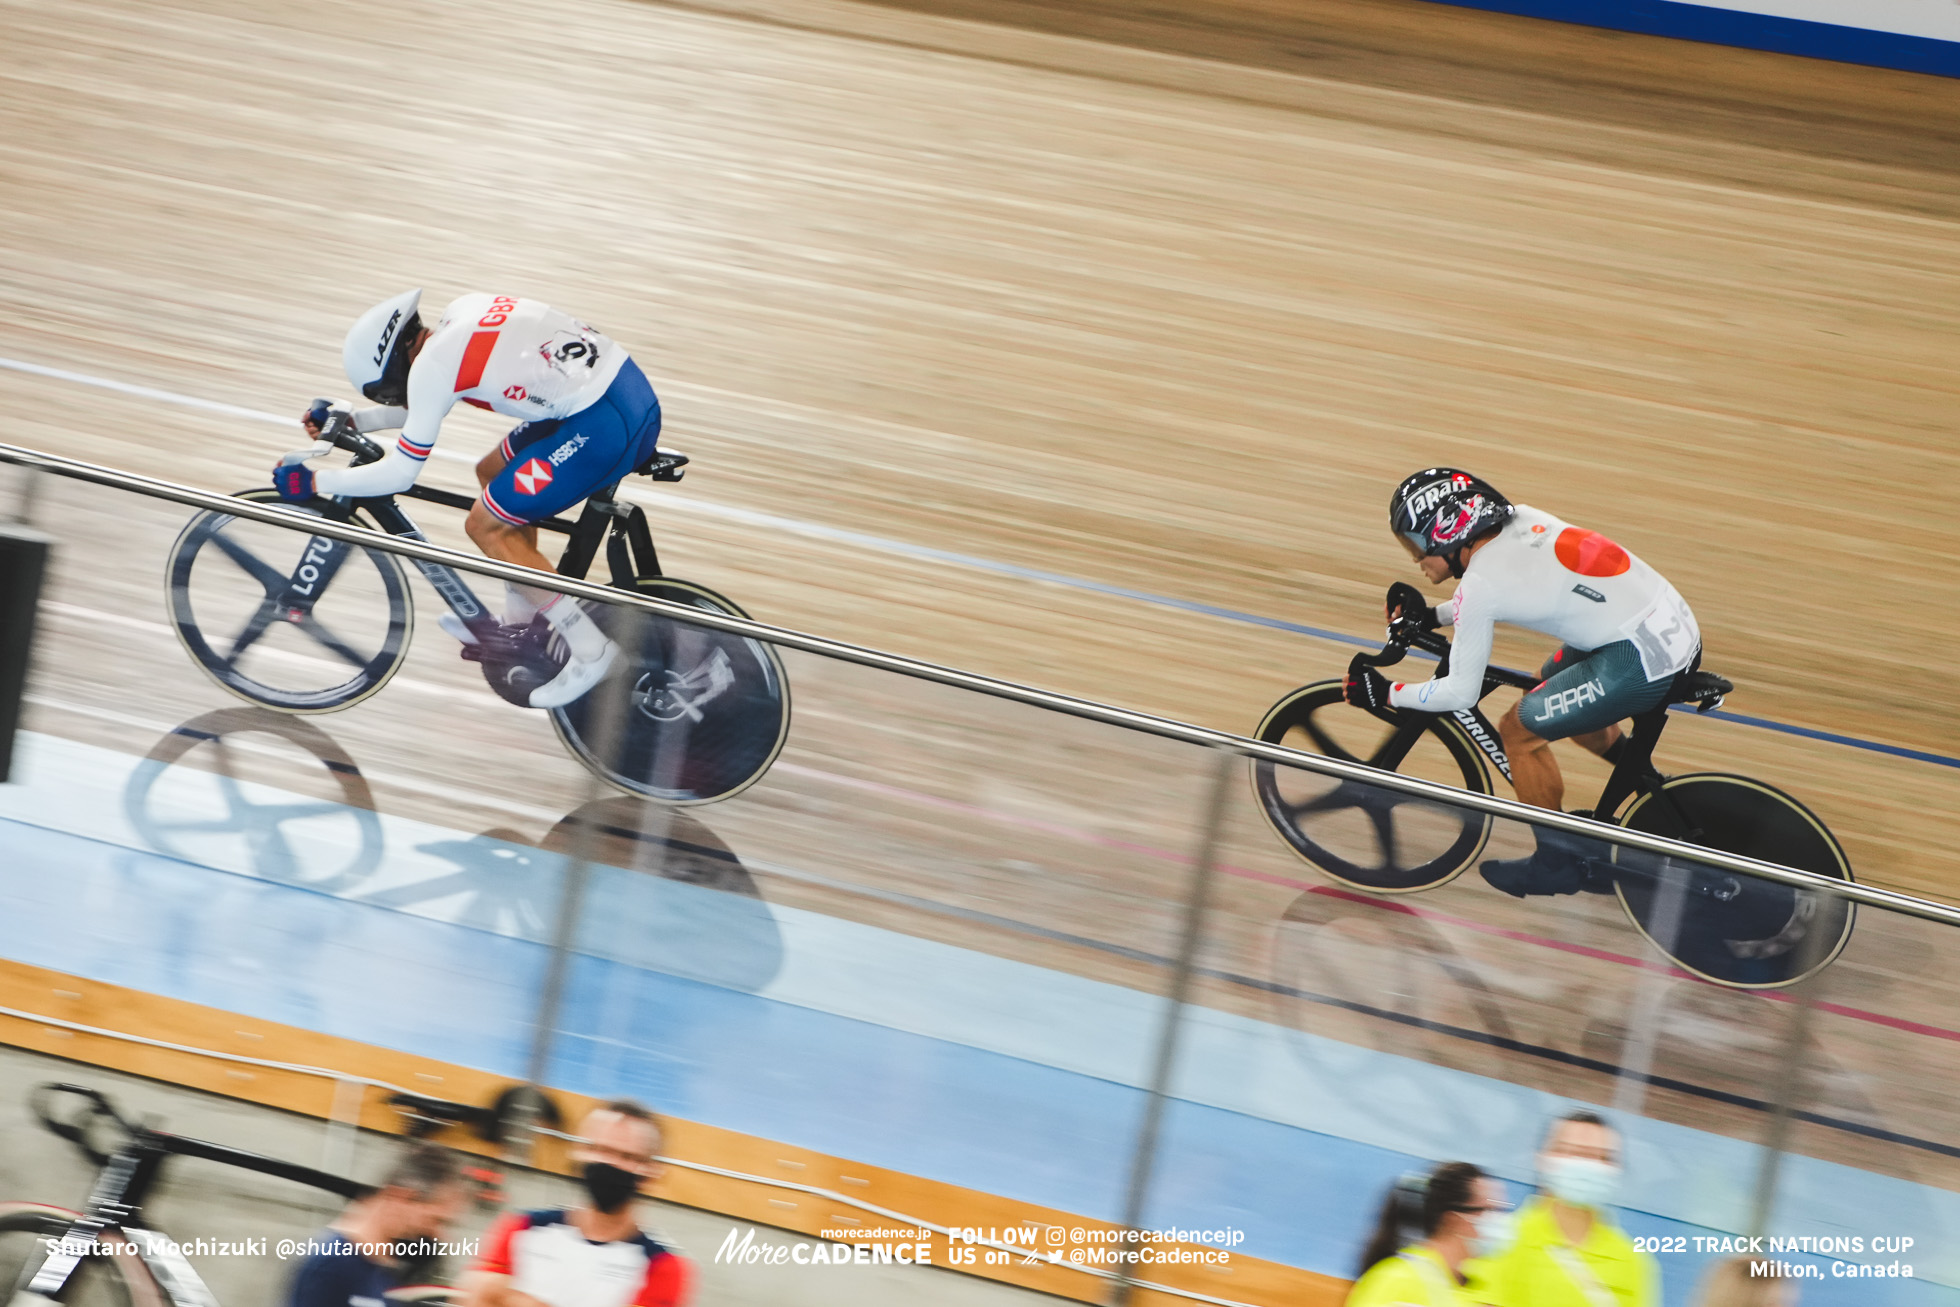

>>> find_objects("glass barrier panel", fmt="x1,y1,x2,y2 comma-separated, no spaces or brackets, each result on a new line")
1166,736,1917,1305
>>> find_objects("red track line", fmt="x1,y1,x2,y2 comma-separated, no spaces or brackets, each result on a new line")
775,761,1960,1045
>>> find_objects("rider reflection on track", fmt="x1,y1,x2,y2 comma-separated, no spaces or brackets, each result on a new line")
1360,469,1702,898
276,290,671,710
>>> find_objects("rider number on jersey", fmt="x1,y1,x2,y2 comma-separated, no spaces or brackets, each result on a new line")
1625,585,1700,681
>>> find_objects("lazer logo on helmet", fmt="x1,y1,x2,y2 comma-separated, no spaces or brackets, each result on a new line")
372,309,402,366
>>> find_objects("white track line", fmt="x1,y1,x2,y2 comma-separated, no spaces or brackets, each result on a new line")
38,599,485,706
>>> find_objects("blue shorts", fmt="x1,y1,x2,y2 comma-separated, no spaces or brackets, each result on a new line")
480,358,662,527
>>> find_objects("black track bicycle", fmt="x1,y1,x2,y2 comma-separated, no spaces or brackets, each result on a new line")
162,415,789,804
0,1083,456,1306
1252,617,1855,988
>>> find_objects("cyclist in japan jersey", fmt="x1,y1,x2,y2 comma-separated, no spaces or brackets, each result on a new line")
1343,469,1701,898
273,290,665,710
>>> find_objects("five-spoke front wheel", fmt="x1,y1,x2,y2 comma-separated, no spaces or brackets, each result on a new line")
1251,680,1497,892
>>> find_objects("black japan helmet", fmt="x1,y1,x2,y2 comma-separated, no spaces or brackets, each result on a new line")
1389,468,1515,563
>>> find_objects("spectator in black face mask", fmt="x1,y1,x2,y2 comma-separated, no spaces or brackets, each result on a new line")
460,1099,694,1307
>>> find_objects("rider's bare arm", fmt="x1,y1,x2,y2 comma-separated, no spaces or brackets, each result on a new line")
1387,580,1490,713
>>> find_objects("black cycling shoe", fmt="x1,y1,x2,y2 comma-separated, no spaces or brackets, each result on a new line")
1479,825,1606,899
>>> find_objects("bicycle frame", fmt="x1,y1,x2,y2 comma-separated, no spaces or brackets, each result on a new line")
271,415,672,644
23,1084,366,1307
1369,622,1690,830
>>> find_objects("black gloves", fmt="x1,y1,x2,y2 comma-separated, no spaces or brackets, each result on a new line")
1343,653,1392,710
1385,581,1438,630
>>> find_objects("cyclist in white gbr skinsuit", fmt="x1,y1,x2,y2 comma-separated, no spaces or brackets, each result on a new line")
1343,470,1701,897
275,290,667,709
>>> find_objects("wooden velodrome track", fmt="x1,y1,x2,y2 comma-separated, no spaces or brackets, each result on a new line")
5,0,1960,1232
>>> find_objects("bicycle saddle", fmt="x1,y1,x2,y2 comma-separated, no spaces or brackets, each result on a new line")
1668,669,1733,712
635,447,689,482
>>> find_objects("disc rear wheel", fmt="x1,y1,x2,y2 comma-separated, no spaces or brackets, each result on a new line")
1613,773,1855,989
549,578,790,804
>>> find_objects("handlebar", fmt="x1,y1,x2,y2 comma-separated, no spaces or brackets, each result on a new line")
31,1082,141,1167
1354,616,1453,671
319,410,387,467
1354,609,1541,695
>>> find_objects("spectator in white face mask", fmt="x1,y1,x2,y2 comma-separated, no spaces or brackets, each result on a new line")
1472,1109,1659,1307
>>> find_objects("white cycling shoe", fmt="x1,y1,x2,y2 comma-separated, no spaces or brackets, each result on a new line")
528,639,621,710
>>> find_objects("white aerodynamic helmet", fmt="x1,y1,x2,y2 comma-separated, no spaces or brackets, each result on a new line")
342,289,424,406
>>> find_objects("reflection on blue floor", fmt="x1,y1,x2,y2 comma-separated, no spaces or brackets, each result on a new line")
2,729,1957,1303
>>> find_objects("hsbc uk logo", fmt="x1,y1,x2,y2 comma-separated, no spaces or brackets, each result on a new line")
512,458,554,496
510,435,591,496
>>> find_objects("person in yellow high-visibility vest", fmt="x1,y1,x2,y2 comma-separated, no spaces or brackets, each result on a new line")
1346,1162,1513,1307
1469,1110,1660,1307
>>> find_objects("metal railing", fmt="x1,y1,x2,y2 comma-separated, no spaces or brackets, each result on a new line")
0,439,1947,925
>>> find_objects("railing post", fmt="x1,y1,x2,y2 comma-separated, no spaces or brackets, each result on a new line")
1109,745,1232,1307
320,1075,364,1188
1747,886,1839,1239
520,592,642,1162
1611,856,1693,1117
